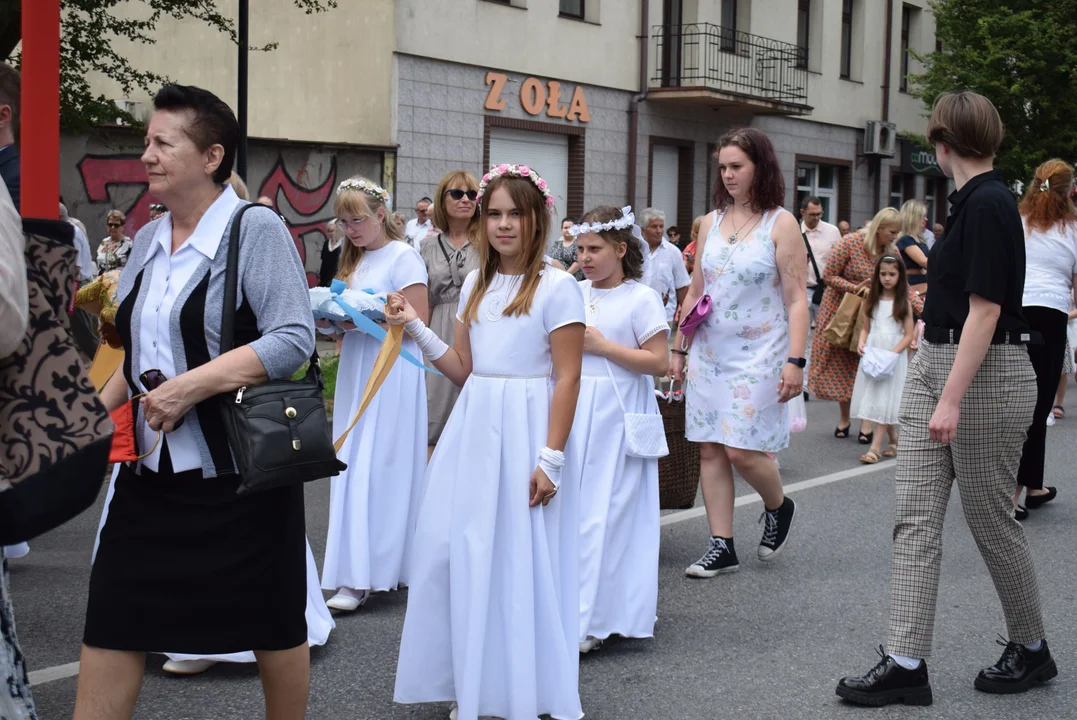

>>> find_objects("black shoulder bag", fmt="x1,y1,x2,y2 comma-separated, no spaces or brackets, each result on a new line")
803,232,825,306
220,204,346,496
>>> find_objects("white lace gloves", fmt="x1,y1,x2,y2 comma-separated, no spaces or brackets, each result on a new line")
404,318,449,361
537,447,565,492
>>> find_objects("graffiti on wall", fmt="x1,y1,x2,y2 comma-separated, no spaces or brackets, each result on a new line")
74,153,339,287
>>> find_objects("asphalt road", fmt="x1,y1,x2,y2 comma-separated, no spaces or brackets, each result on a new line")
10,397,1077,719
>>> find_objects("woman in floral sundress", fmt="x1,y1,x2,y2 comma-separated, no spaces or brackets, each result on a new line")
670,128,809,579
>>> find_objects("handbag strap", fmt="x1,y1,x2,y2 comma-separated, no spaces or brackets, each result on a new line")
221,203,321,371
803,232,822,285
602,358,629,414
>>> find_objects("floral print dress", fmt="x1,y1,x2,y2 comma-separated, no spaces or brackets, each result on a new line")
685,208,789,452
0,552,36,720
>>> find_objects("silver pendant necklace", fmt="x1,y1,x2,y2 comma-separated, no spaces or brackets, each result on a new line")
727,209,761,245
588,280,625,316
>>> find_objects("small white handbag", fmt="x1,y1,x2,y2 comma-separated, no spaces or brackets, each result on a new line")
604,360,669,459
861,347,900,378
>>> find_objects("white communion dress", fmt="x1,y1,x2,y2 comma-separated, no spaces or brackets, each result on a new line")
321,240,429,594
394,267,586,720
849,299,909,425
92,465,334,663
571,280,667,644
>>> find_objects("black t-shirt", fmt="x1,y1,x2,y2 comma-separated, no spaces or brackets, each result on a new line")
922,170,1028,333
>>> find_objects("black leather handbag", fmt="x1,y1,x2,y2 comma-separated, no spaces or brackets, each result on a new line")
219,204,346,496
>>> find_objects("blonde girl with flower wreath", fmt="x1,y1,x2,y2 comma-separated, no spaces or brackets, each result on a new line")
319,177,430,612
567,206,669,656
389,163,586,720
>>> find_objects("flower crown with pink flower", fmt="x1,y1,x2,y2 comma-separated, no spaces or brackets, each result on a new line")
476,164,556,214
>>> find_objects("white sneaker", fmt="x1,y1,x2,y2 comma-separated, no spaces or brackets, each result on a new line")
326,588,369,612
448,702,458,720
579,637,604,654
162,658,218,675
3,543,29,559
1047,413,1056,427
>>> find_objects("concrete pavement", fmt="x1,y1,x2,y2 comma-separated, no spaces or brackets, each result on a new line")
10,397,1077,719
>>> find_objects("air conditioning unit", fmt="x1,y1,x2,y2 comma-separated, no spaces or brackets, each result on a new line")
863,120,897,157
113,100,147,125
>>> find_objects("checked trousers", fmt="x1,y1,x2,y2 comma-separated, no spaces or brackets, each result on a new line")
887,340,1045,659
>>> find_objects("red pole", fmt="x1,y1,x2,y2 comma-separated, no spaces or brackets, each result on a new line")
21,0,60,219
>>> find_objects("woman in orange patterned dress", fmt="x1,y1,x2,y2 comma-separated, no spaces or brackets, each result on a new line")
809,207,922,439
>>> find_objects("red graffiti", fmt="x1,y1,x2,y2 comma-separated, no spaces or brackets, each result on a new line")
77,155,155,234
258,156,337,288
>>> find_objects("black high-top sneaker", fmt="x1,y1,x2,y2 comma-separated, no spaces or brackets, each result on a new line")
684,536,738,578
758,496,796,561
836,646,933,707
975,638,1057,694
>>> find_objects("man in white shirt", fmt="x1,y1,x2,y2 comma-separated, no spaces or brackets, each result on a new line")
404,196,433,248
59,202,95,282
639,208,690,323
800,196,841,307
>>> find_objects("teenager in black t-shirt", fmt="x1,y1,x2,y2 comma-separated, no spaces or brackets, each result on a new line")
837,92,1055,707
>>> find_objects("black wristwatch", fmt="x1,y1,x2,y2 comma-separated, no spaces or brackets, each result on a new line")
786,357,807,368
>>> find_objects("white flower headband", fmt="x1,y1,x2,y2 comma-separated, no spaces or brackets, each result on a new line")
567,206,647,249
477,164,556,214
337,178,391,207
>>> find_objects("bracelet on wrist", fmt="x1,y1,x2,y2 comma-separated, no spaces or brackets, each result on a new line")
672,349,689,356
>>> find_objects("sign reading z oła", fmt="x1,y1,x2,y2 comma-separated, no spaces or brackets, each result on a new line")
484,72,591,123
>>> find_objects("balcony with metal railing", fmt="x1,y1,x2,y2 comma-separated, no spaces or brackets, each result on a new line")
651,23,812,115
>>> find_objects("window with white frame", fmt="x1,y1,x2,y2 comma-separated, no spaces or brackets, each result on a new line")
889,172,903,209
796,163,837,225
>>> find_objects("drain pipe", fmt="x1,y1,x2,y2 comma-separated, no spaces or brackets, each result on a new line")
627,0,649,206
874,0,894,212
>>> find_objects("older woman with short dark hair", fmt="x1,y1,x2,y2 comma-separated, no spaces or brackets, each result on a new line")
76,84,314,719
97,208,131,275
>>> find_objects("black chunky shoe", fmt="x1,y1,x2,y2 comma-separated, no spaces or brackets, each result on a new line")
758,496,796,561
975,637,1057,694
836,646,933,707
685,537,739,578
1025,487,1057,509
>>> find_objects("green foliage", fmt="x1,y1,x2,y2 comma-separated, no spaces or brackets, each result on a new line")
293,351,338,407
911,0,1077,184
1,0,336,134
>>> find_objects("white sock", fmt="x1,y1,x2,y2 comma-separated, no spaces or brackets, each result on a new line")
888,653,922,670
1025,639,1043,652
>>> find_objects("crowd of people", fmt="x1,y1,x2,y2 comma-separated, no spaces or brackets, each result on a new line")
1,66,1075,720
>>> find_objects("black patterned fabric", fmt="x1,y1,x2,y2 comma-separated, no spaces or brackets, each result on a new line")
0,550,36,720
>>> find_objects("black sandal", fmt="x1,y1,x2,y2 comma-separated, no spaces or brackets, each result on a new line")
834,425,851,439
858,431,873,445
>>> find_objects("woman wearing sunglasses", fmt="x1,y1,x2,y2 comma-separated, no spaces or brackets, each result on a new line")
419,171,482,457
96,208,132,275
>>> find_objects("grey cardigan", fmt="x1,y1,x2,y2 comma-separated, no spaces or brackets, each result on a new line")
116,203,315,478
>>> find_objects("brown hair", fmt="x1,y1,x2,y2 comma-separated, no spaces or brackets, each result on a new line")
461,175,550,327
578,205,644,281
1019,159,1077,232
0,63,19,142
861,253,911,327
711,127,786,213
432,170,480,231
334,178,404,281
927,92,1004,160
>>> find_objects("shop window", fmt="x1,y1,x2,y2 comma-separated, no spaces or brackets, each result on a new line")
797,163,838,225
889,172,903,209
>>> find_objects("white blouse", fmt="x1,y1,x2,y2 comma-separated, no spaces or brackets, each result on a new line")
1022,218,1077,314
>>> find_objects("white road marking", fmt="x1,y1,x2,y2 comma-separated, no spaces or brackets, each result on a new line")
27,460,896,688
660,460,895,526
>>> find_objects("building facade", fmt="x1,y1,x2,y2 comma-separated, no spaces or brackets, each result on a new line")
72,0,948,281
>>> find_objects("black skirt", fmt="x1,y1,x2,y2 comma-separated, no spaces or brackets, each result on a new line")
84,459,307,654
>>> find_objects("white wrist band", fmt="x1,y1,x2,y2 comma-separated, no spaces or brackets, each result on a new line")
537,447,565,491
405,318,449,360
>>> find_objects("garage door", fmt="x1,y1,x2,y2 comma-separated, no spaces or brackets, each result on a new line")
488,127,569,240
650,144,680,229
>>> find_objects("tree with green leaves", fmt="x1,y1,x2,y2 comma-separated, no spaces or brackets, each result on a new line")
912,0,1077,185
0,0,336,133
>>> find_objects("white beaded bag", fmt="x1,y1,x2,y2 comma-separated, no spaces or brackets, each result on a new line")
604,359,669,459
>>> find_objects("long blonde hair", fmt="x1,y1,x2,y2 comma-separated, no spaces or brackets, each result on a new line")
899,199,926,241
460,175,550,327
865,207,901,256
334,178,404,281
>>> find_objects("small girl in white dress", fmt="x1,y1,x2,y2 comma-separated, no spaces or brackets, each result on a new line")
388,164,586,720
850,253,915,463
568,206,669,655
320,177,430,611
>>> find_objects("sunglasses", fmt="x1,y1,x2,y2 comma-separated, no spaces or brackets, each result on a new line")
445,189,478,202
140,369,184,429
107,222,124,228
